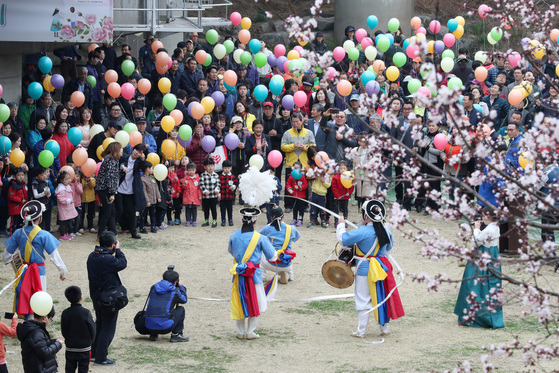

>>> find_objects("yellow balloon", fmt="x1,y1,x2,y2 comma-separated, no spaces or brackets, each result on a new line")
455,16,465,27
96,145,104,160
518,152,533,169
340,171,354,189
161,139,176,159
161,115,175,133
287,50,300,60
453,25,464,39
415,33,426,42
102,137,115,149
298,38,308,47
9,148,25,167
556,64,559,78
530,40,546,59
158,77,171,93
386,66,400,82
241,17,252,30
427,40,435,54
43,76,55,92
146,153,160,166
201,97,215,114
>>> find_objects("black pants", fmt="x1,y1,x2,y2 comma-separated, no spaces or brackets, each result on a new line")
284,167,293,209
91,307,118,363
141,206,156,229
72,206,83,232
172,198,182,220
116,194,137,234
220,199,233,221
65,350,90,373
184,205,198,222
292,198,306,220
541,210,558,243
96,191,116,236
325,188,335,222
333,199,349,223
0,206,8,232
59,219,72,236
394,166,413,210
415,174,441,212
202,198,218,221
39,207,52,232
156,206,166,226
309,193,326,222
10,215,23,234
81,201,96,229
0,363,7,373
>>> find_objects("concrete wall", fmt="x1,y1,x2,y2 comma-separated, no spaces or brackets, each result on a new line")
0,54,23,103
334,0,414,42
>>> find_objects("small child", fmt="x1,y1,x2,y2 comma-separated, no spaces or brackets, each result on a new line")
70,168,84,235
56,171,78,240
141,161,161,233
307,169,331,229
286,161,308,227
264,165,282,223
182,162,202,227
80,172,97,233
168,163,182,225
200,157,220,228
61,286,95,373
7,167,27,233
219,160,238,226
331,161,355,227
156,162,172,230
176,156,191,180
30,166,53,232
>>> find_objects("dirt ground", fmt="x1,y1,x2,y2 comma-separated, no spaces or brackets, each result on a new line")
1,203,557,373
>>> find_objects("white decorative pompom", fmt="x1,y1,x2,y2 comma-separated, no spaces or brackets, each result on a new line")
238,166,277,207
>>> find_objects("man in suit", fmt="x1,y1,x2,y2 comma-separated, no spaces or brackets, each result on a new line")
179,57,203,95
307,104,328,151
62,67,93,109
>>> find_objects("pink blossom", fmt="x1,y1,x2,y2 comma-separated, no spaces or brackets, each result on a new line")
76,21,85,29
91,28,108,42
85,14,96,25
102,17,113,30
60,25,74,40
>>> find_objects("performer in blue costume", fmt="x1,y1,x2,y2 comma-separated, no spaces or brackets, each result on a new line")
337,200,405,337
229,207,277,340
3,201,67,315
259,206,300,283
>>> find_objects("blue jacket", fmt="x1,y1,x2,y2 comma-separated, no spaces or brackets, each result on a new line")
145,280,187,331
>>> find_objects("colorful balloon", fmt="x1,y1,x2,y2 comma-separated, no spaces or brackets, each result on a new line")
38,150,54,168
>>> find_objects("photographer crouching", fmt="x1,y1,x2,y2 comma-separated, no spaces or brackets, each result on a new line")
135,266,189,342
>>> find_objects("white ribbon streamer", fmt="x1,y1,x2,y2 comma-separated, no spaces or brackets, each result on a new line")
0,264,28,297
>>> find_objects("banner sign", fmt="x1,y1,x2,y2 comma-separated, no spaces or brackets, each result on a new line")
0,0,113,43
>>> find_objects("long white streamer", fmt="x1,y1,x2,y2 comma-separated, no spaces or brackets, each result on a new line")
0,264,28,297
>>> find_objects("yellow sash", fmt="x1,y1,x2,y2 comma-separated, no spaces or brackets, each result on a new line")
24,226,42,263
356,242,387,322
276,224,292,255
230,232,261,320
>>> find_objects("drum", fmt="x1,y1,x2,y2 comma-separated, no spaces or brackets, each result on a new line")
321,246,355,289
10,252,23,274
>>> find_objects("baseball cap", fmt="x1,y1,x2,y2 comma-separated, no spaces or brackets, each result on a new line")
108,121,123,129
232,116,243,123
263,102,274,108
350,94,360,101
457,56,468,63
186,39,193,44
135,116,147,124
316,31,324,37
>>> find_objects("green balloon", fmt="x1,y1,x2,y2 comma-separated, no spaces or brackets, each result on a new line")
348,47,359,61
123,122,138,134
316,66,323,74
240,51,252,66
203,54,212,67
377,35,390,52
254,52,267,68
86,75,97,88
179,125,192,141
163,93,177,111
121,60,135,76
490,27,503,42
387,18,400,33
223,40,234,54
38,150,54,168
426,81,438,97
441,49,455,60
408,78,421,93
206,29,219,45
447,77,463,91
0,104,9,122
393,52,406,67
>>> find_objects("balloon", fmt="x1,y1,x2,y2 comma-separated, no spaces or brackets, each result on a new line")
386,66,399,81
213,44,226,60
429,20,441,34
531,40,545,59
168,110,182,127
249,154,264,170
372,60,386,74
508,52,522,68
156,51,169,67
408,78,421,93
230,11,241,26
240,51,252,66
508,89,523,106
434,40,445,54
138,78,151,95
161,139,176,159
0,104,9,123
443,33,455,47
248,39,261,54
410,16,422,30
355,28,367,43
129,130,142,147
190,103,204,120
341,171,354,189
179,125,192,141
30,291,53,316
276,56,288,72
81,158,97,177
333,47,345,62
83,75,96,90
474,51,487,64
253,85,268,103
406,45,420,59
157,77,170,94
119,82,134,101
376,35,390,52
105,69,118,84
478,4,490,18
337,80,352,97
95,162,102,176
0,136,10,154
475,66,488,82
315,151,330,168
267,54,277,67
441,57,454,73
447,19,458,32
178,137,192,149
38,150,54,168
146,153,160,166
8,148,24,167
89,124,104,138
44,139,60,158
161,115,175,133
393,52,406,67
347,47,359,61
201,136,216,153
60,165,76,181
267,150,283,168
433,133,448,151
28,82,43,100
202,54,212,67
151,40,163,54
68,92,86,110
224,133,239,150
72,148,88,166
557,65,559,78
253,52,267,68
366,80,380,96
447,77,463,91
343,40,355,52
387,18,400,33
238,29,251,45
38,56,53,74
417,86,431,98
120,123,137,135
274,44,286,58
88,43,99,52
102,138,115,150
206,29,219,45
364,46,377,61
153,164,168,181
199,97,214,114
107,82,121,98
121,60,135,76
367,15,378,29
42,76,54,92
66,127,83,147
222,70,237,87
518,152,534,169
293,91,307,108
241,17,252,30
360,70,376,86
113,130,129,147
550,29,559,42
442,49,455,60
487,33,497,45
160,93,176,112
455,16,465,26
416,27,426,35
282,95,294,110
211,91,225,107
491,27,504,41
47,74,64,91
361,37,373,49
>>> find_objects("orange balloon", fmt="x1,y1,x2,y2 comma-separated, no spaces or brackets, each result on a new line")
146,153,160,166
372,60,385,74
474,66,488,82
337,80,352,97
223,70,238,87
156,64,168,75
81,158,97,178
60,165,75,181
129,130,142,147
72,148,88,166
410,16,422,30
107,82,121,98
161,139,176,158
238,29,251,45
151,40,163,54
105,69,118,84
190,103,205,120
551,29,559,42
508,89,523,106
43,76,55,92
88,43,99,52
138,78,151,95
201,97,215,114
156,51,169,66
195,50,207,64
170,109,184,126
71,91,85,107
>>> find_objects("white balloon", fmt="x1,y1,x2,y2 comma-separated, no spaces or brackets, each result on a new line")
213,44,226,60
30,291,53,316
233,49,243,64
365,46,378,61
89,124,104,138
249,154,264,170
343,40,355,52
114,130,130,147
487,33,497,45
153,163,168,181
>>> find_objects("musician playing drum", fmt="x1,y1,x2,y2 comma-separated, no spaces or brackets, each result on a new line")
3,201,67,316
336,200,404,337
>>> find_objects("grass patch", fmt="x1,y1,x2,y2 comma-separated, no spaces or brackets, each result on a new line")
283,300,354,315
506,316,543,333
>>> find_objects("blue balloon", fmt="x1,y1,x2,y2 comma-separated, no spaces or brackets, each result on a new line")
386,33,394,46
28,82,43,100
374,34,381,45
249,39,261,55
45,140,60,158
366,15,378,29
224,81,235,91
447,19,459,32
38,56,53,75
291,168,303,180
67,127,83,146
360,70,376,86
403,38,410,50
473,103,483,113
269,77,284,96
253,84,268,103
0,136,12,154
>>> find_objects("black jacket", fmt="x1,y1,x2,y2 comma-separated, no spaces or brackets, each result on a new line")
391,117,416,162
60,304,96,351
119,155,147,212
244,134,272,167
17,320,62,373
61,79,93,110
87,247,127,302
262,115,284,151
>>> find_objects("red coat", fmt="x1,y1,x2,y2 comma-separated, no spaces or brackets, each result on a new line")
331,173,354,200
169,172,182,198
286,174,308,199
53,132,76,167
185,134,209,174
8,180,27,216
181,174,202,205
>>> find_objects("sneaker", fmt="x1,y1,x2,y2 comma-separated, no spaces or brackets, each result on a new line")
221,220,226,227
174,219,180,225
321,221,328,228
78,229,84,234
211,220,217,228
185,221,191,227
140,228,147,234
202,220,209,227
296,220,302,227
151,227,158,233
245,333,260,340
75,232,83,236
229,219,234,226
160,222,168,229
149,334,158,341
307,222,315,228
168,220,175,226
60,234,72,241
170,333,189,343
89,228,98,233
94,358,116,366
285,208,292,213
192,221,197,227
290,219,297,225
69,233,76,237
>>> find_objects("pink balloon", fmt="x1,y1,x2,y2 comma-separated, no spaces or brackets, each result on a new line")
230,11,242,26
333,46,345,62
274,44,286,58
443,33,456,48
293,46,304,54
478,4,490,18
433,133,448,151
167,57,172,69
326,67,337,81
361,37,373,49
416,27,426,35
417,87,431,98
95,162,102,176
406,45,420,59
355,28,367,43
293,91,307,108
121,82,135,100
0,84,3,97
429,20,441,34
508,52,521,67
267,150,283,168
283,60,290,73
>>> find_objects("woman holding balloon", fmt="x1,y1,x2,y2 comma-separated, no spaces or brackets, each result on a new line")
52,121,75,167
244,120,272,170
